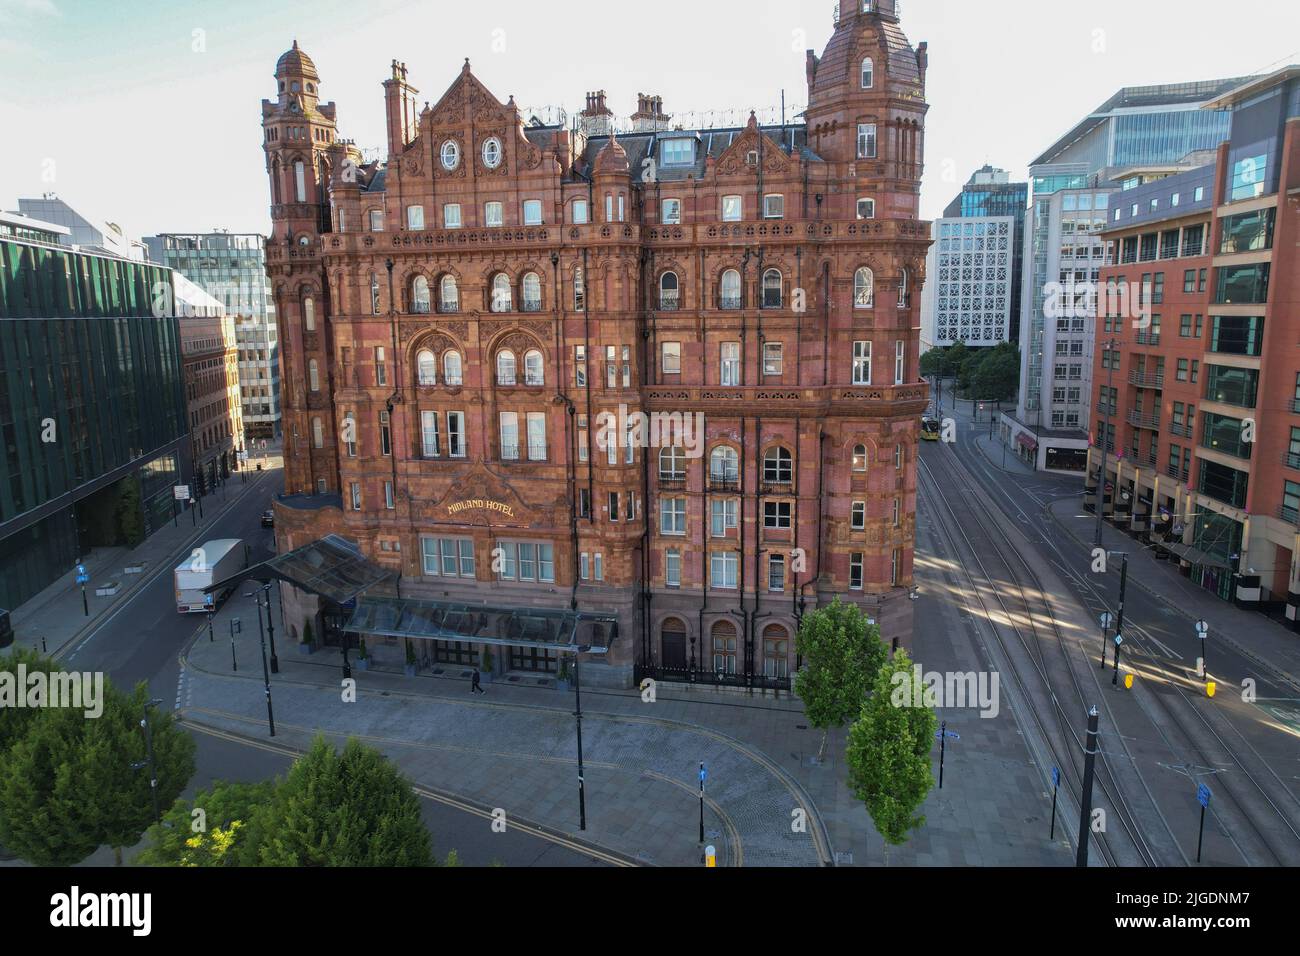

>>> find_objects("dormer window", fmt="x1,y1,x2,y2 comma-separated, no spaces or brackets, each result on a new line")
662,138,694,166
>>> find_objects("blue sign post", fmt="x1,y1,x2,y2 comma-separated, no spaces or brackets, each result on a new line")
698,762,707,845
76,564,89,617
1196,784,1212,863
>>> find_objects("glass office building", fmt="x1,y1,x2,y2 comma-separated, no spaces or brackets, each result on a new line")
145,233,280,439
0,238,188,610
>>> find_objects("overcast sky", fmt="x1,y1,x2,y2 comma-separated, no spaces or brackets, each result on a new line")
1,0,1296,239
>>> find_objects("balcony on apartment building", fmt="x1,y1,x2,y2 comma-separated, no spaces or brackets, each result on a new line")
1127,409,1160,431
1128,369,1165,389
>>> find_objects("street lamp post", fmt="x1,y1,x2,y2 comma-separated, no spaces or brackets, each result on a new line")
131,698,165,825
262,583,280,675
572,647,587,831
245,592,276,737
1076,706,1101,867
1095,338,1121,547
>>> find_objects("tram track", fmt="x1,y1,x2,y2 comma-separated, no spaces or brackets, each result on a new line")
949,431,1300,865
917,450,1165,866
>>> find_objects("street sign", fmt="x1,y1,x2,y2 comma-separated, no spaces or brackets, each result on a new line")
173,485,191,501
699,766,708,784
935,729,960,741
1114,634,1124,646
1051,767,1060,788
1196,620,1209,637
1197,784,1212,809
1100,612,1114,628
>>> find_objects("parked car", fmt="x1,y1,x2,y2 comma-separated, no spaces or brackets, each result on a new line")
261,510,275,528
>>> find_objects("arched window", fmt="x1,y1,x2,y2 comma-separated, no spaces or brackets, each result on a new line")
522,272,542,312
720,269,741,309
762,269,783,309
416,349,437,386
659,446,687,480
524,349,544,386
854,267,874,308
763,447,793,484
311,417,323,448
412,276,431,314
861,57,874,90
303,295,316,331
490,274,512,312
496,350,517,386
293,160,306,202
439,275,459,313
659,271,680,310
712,620,738,674
370,273,381,314
308,359,320,392
443,351,463,386
852,444,868,472
709,446,739,483
898,267,909,307
573,266,586,310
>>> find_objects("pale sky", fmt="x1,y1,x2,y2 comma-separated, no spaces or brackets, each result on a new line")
1,0,1296,240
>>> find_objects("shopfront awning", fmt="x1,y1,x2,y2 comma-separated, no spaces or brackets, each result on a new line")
343,595,619,655
206,534,395,603
1165,542,1231,570
1017,433,1039,452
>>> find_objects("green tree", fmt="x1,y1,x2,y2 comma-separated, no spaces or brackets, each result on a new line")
0,681,196,865
941,340,969,380
972,349,1020,404
136,780,275,867
0,648,61,754
115,475,145,548
845,649,937,847
256,735,434,867
794,599,888,759
919,347,946,380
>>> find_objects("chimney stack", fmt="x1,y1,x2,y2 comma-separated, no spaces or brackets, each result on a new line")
579,89,613,137
631,92,671,132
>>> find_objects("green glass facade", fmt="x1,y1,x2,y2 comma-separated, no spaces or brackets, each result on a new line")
0,239,188,610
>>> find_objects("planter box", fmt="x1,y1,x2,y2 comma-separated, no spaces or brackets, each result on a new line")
555,679,571,692
298,643,316,656
404,663,418,677
124,563,147,575
95,582,121,597
356,658,370,671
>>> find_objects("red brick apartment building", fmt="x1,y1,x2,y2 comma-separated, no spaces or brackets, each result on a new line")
1090,67,1300,625
260,0,931,687
175,276,245,495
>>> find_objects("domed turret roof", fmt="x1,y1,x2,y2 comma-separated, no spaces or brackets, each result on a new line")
276,40,319,81
594,132,630,175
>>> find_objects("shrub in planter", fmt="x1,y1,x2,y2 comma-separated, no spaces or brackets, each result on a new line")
404,640,418,677
356,638,370,671
299,621,316,656
555,660,572,690
479,648,494,682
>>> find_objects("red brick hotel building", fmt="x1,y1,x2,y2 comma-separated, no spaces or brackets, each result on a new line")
262,0,931,688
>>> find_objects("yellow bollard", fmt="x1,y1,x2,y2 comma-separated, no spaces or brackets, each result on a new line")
705,845,717,868
1206,681,1217,698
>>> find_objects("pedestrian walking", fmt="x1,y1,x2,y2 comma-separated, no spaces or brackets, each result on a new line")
471,667,485,695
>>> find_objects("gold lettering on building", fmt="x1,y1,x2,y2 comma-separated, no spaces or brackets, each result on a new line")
447,499,516,519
